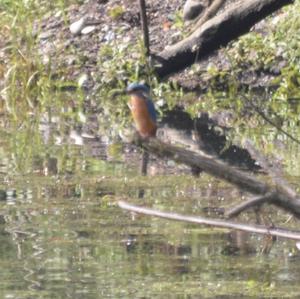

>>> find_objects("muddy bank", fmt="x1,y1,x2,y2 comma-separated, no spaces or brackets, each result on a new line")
34,0,286,93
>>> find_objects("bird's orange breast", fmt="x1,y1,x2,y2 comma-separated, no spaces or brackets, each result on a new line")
129,95,157,138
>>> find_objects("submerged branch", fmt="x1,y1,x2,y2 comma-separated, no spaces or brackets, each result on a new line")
119,201,300,241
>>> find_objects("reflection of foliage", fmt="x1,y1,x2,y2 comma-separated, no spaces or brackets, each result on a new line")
1,161,300,298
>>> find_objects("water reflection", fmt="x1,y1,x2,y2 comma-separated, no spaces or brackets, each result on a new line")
1,187,300,298
0,124,300,298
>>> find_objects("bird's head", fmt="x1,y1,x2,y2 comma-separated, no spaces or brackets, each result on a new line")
126,82,150,96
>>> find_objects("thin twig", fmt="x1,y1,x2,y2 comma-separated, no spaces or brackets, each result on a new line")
119,200,300,240
138,0,150,56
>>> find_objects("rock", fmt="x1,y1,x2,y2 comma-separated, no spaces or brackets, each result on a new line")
103,31,115,42
70,17,99,35
70,17,87,35
183,0,209,21
81,25,96,35
78,73,89,88
70,130,84,145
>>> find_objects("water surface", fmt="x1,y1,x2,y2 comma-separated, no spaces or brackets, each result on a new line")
0,122,300,299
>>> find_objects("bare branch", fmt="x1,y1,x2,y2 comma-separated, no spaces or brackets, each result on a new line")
139,0,150,56
119,201,300,240
140,150,149,175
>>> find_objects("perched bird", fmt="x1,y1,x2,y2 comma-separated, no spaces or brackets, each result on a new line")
126,83,157,138
126,82,157,179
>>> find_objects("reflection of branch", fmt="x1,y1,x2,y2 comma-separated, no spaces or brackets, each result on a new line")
244,139,298,198
243,95,300,145
119,201,300,240
226,192,274,218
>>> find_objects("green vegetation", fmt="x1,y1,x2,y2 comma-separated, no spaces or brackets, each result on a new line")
0,0,299,171
190,1,300,145
0,0,82,119
0,0,181,135
108,4,125,20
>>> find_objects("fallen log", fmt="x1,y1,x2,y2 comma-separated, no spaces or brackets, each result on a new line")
153,0,294,78
132,135,300,218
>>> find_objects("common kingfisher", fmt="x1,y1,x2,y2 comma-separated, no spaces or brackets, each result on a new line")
126,83,157,138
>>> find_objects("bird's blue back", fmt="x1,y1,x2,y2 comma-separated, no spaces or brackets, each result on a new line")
145,96,157,123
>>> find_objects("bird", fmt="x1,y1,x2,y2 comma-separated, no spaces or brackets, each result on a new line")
126,82,157,138
126,82,157,179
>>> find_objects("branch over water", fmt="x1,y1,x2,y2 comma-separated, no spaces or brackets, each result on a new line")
119,201,300,241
